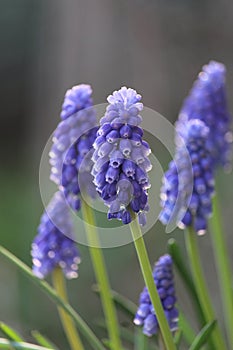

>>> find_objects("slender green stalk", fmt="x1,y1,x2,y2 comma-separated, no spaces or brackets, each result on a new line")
209,194,233,350
185,227,227,350
129,216,176,350
81,201,122,350
52,268,84,350
0,246,105,350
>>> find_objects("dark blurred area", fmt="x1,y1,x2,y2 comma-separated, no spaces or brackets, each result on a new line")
1,0,233,348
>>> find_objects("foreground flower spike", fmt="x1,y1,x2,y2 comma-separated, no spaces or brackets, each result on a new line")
50,84,97,211
160,119,214,234
31,192,81,279
134,254,178,336
177,61,232,170
92,87,152,225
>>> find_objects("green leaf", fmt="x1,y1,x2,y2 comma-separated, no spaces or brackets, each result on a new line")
95,319,134,345
0,322,23,342
0,246,105,350
174,329,182,346
92,284,137,318
31,331,57,349
168,239,206,326
179,310,195,345
96,319,157,350
189,320,216,350
134,327,149,350
0,337,53,349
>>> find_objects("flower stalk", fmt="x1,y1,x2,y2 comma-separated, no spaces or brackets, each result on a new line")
81,200,123,350
210,193,233,350
52,268,84,350
185,226,227,350
129,214,176,350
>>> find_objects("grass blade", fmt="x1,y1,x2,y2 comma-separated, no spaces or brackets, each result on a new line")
0,322,23,342
189,320,216,350
31,331,57,349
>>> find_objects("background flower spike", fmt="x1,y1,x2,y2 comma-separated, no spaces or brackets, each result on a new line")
31,192,81,279
49,84,98,211
177,60,232,171
160,119,214,234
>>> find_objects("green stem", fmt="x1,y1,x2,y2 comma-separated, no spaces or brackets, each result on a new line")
129,216,176,350
0,246,105,350
81,201,122,350
209,194,233,350
185,227,227,350
52,268,84,350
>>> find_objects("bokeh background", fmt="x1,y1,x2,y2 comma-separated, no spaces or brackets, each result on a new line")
1,0,233,348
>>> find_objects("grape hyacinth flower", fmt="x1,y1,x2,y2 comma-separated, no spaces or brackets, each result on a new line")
134,254,178,337
49,84,97,211
177,61,232,170
31,192,81,279
160,119,214,235
92,87,152,225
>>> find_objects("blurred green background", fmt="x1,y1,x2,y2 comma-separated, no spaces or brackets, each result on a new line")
0,0,233,348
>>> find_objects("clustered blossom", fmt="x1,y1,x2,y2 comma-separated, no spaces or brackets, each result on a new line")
177,60,232,170
160,120,214,234
49,84,97,211
31,192,81,279
134,254,178,336
92,87,152,225
160,61,232,234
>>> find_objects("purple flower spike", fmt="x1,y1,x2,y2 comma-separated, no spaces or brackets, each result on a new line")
134,254,178,337
92,87,152,225
31,192,81,279
160,119,214,235
50,84,98,211
61,84,93,120
177,61,232,170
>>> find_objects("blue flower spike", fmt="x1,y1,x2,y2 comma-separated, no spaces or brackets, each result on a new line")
160,61,232,235
49,84,98,211
160,119,214,235
31,192,81,279
134,254,178,337
177,60,232,170
92,87,152,225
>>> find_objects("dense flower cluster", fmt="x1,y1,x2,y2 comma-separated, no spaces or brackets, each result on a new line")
177,61,232,169
134,254,178,336
92,87,152,225
50,84,97,211
31,192,81,279
160,61,232,234
160,119,214,234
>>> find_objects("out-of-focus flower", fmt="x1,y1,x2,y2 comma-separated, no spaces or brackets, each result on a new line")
61,84,93,120
177,61,232,170
92,87,152,225
134,254,178,337
160,119,214,235
31,192,81,279
49,84,97,211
